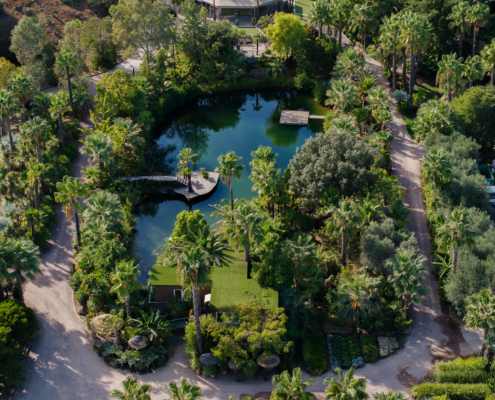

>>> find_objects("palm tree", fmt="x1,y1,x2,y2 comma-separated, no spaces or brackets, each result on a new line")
49,91,71,148
372,108,393,131
259,15,273,29
271,368,315,400
7,237,40,301
211,198,247,228
7,72,33,109
167,379,202,400
0,90,20,152
177,247,211,355
21,207,42,243
111,260,140,319
269,59,286,77
333,47,365,80
357,193,387,227
448,2,470,57
325,78,359,113
349,3,376,47
250,160,280,217
464,288,495,340
177,148,198,193
463,55,484,88
251,145,277,165
334,283,374,326
81,132,112,171
380,14,404,91
82,190,122,230
27,162,44,210
32,93,52,117
55,49,78,114
227,203,265,270
465,3,491,57
171,0,184,20
435,207,475,273
133,309,171,343
109,376,152,400
308,0,329,38
436,53,466,103
54,176,89,250
329,0,352,46
421,148,452,195
324,367,368,400
22,116,50,195
326,114,359,136
367,86,390,111
287,235,319,293
215,152,245,213
386,249,430,316
326,198,362,266
481,39,495,86
356,76,377,107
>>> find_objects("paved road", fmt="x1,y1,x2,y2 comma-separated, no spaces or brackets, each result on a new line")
16,57,482,400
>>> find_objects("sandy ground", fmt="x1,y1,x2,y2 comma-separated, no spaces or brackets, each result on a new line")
15,56,483,400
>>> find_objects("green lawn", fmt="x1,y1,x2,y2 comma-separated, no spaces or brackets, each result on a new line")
236,27,259,36
150,248,278,310
295,0,314,16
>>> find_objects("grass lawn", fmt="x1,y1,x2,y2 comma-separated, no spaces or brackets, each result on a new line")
416,81,444,99
236,27,259,36
150,248,278,310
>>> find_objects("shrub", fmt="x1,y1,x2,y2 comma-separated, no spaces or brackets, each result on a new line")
431,369,488,384
412,383,490,400
313,80,326,103
360,334,379,362
0,299,39,343
294,72,313,91
75,289,90,306
435,357,487,372
302,333,326,375
243,359,259,377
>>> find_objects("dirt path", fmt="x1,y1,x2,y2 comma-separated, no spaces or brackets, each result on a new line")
16,57,483,400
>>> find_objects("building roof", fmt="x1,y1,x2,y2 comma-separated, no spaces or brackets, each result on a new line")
150,248,278,309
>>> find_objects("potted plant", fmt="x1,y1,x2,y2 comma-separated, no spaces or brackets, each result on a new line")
200,167,209,179
204,364,218,379
191,356,202,375
251,17,257,26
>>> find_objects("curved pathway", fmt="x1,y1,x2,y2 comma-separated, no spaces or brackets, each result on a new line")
16,58,482,400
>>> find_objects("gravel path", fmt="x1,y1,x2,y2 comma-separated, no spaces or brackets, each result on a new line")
15,57,482,400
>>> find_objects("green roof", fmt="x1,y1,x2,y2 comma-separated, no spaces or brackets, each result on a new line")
150,248,278,309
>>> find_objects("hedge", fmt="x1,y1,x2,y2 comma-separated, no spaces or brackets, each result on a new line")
302,333,327,375
431,369,488,384
412,383,491,400
434,357,487,373
360,334,379,363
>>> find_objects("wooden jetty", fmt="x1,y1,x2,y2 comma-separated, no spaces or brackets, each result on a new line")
121,171,219,200
280,110,325,125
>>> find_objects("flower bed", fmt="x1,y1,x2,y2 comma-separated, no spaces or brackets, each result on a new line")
327,334,340,372
302,333,326,375
329,334,363,369
378,336,398,357
360,334,379,362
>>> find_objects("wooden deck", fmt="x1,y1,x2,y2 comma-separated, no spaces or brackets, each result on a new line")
280,110,325,125
120,171,219,200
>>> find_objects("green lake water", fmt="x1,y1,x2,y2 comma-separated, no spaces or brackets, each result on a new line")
134,89,327,282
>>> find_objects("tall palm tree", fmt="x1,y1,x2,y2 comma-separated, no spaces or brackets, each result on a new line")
82,190,122,230
373,108,393,131
271,368,315,400
349,3,377,47
325,78,359,113
448,2,470,58
308,0,329,38
421,148,452,195
481,39,495,86
367,86,390,111
287,235,319,293
329,0,352,46
333,281,374,326
333,47,365,80
177,148,198,193
463,55,484,88
464,288,495,340
7,72,33,109
7,237,40,301
21,207,42,243
177,247,211,355
326,198,362,266
215,152,245,213
380,14,404,91
111,260,140,319
81,132,112,171
227,203,265,270
167,379,202,400
55,49,78,114
465,3,491,57
211,198,247,228
435,207,475,273
250,160,280,217
355,76,377,107
49,91,71,148
0,89,20,152
22,116,50,195
251,145,277,165
386,249,430,316
54,176,90,250
324,367,368,400
357,193,388,227
32,93,52,117
109,376,152,400
27,162,44,210
436,53,466,103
